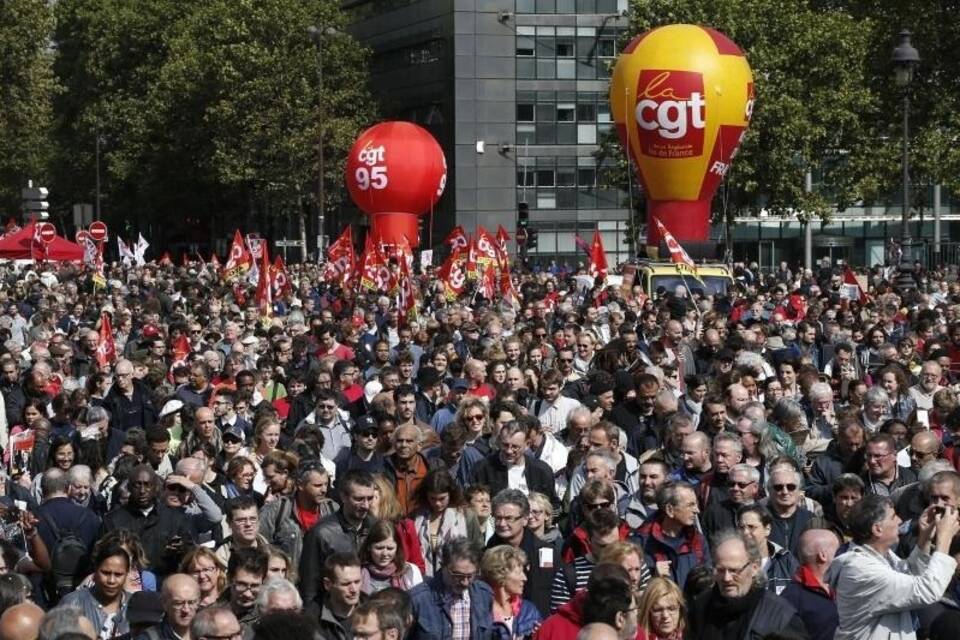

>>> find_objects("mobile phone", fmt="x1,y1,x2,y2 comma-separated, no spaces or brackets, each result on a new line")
933,506,946,517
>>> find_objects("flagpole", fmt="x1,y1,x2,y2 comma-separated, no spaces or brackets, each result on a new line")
625,86,636,260
677,269,704,335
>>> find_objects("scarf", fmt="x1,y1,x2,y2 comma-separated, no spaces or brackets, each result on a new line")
361,564,407,594
697,586,763,640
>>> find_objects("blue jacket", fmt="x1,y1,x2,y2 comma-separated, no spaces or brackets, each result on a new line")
765,541,800,595
780,572,838,640
493,598,542,640
408,576,495,640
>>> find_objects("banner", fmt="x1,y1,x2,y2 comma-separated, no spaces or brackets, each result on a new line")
222,230,253,281
653,217,696,269
588,228,609,279
95,312,116,367
271,255,293,298
254,241,272,317
445,225,469,251
438,249,466,301
134,233,150,267
324,227,357,285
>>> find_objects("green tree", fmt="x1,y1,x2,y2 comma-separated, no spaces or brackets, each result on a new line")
50,0,374,245
620,0,880,221
0,0,56,218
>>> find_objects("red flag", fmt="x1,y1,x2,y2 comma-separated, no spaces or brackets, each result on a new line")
465,234,478,280
95,312,116,367
653,218,695,269
588,228,609,279
480,263,497,300
396,255,419,327
500,263,520,309
324,227,356,285
271,255,293,298
254,241,272,316
445,225,469,251
438,249,467,301
31,222,46,262
222,230,253,281
495,225,510,255
160,251,173,266
171,334,192,369
841,266,868,304
359,238,390,292
475,226,500,265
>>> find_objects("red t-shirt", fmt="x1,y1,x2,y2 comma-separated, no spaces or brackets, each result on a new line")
295,501,321,532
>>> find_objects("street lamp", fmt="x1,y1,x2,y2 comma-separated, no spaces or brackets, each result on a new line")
307,25,340,261
892,30,919,290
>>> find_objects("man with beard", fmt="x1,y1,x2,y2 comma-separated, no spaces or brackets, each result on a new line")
298,470,377,606
909,360,944,411
807,419,865,508
687,532,807,640
624,460,668,529
611,373,658,453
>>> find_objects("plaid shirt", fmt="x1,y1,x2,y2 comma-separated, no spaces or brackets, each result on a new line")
448,589,471,640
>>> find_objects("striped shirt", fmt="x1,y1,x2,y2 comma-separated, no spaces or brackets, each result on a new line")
549,554,653,613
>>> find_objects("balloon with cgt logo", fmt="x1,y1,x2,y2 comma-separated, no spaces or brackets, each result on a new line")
610,24,754,254
345,121,447,248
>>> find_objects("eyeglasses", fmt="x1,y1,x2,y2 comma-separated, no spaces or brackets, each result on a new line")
447,570,477,582
199,632,242,640
358,431,379,439
713,562,752,578
772,483,798,493
232,581,262,593
584,501,612,511
493,514,524,523
172,599,200,610
191,565,218,576
729,481,755,489
558,358,574,363
465,413,485,422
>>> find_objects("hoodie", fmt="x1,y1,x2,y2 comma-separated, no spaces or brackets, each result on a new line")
534,590,586,640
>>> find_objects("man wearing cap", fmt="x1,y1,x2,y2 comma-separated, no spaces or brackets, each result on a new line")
334,415,387,478
158,399,185,453
213,389,251,442
103,360,157,432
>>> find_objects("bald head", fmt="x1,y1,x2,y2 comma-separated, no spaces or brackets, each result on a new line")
0,602,43,640
911,431,939,454
162,573,201,601
797,529,840,566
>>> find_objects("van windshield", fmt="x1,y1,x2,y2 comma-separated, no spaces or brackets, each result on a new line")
650,274,729,297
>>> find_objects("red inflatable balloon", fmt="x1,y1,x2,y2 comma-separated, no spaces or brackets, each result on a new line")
345,121,447,248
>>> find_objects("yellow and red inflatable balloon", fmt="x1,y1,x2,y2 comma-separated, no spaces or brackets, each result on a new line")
610,24,753,250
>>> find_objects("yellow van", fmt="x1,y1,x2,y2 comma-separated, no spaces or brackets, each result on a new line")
635,261,734,298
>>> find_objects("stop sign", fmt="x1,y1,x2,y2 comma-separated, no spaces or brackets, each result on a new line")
38,222,56,245
515,227,528,245
89,220,108,242
76,230,90,245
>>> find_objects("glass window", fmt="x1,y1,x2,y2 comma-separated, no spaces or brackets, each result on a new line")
557,124,577,144
537,59,556,79
597,38,616,58
597,103,611,123
556,37,575,58
557,59,576,79
517,0,536,11
557,0,577,11
536,104,555,122
536,35,554,58
537,0,557,12
536,170,556,187
557,167,576,187
537,191,557,210
536,123,556,144
578,125,597,144
557,104,575,122
577,103,596,122
517,36,535,57
517,124,536,146
517,59,536,79
517,104,535,122
578,168,596,188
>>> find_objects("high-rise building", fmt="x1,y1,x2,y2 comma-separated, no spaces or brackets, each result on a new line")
345,0,634,268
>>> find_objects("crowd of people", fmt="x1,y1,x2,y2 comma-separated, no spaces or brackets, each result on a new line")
0,255,959,640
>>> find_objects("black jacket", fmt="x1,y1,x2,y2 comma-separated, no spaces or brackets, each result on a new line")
470,452,558,511
102,382,158,432
807,440,849,507
102,502,195,576
297,510,376,606
689,587,809,640
486,529,557,617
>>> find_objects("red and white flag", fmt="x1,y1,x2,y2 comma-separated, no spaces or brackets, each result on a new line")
324,227,356,285
222,230,253,281
396,255,419,326
475,226,500,266
438,249,467,301
359,238,391,292
254,241,272,317
210,253,221,269
587,228,609,279
653,218,696,269
270,255,293,298
841,266,868,304
480,263,497,300
95,312,116,367
159,251,173,266
445,225,469,251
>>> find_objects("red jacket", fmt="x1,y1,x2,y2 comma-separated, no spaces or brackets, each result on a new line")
535,590,585,640
395,517,426,574
561,522,631,564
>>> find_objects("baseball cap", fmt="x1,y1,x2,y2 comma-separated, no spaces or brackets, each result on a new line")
354,415,378,435
158,399,184,419
223,424,245,442
451,378,469,391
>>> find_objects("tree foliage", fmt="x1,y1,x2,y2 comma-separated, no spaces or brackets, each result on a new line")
50,0,375,241
615,0,960,221
0,0,57,217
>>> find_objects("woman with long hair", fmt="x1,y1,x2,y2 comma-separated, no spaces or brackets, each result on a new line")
259,450,298,501
371,474,427,575
180,546,227,607
635,577,686,640
878,364,918,421
251,417,282,467
411,469,469,577
358,520,423,595
222,456,263,506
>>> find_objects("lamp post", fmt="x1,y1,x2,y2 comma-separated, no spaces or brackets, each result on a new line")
307,25,339,261
892,30,919,290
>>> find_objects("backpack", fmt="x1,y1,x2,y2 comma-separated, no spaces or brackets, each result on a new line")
40,511,89,602
269,498,298,558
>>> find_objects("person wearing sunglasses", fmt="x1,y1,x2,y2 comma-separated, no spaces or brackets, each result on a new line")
702,463,760,540
765,462,823,558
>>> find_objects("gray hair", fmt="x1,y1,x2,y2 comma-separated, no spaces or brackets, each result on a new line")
39,606,87,640
767,463,803,492
771,399,808,431
86,405,111,424
710,529,765,587
712,432,743,456
567,406,592,428
41,468,70,498
255,578,302,615
863,386,890,407
655,480,695,512
67,464,92,485
729,463,760,484
440,537,483,568
175,456,204,477
491,488,530,518
584,449,618,474
808,382,833,403
190,606,236,640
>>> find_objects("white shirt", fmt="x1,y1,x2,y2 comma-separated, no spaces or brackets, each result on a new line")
507,463,528,493
536,395,582,434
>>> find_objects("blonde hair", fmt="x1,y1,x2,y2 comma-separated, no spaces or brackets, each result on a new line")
636,577,686,637
480,545,527,587
179,546,227,595
596,540,643,567
372,474,404,521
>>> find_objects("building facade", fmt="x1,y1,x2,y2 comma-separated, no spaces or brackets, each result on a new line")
346,0,960,270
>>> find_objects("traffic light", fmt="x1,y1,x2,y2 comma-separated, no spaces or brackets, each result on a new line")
518,202,529,228
528,226,538,249
22,183,49,219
